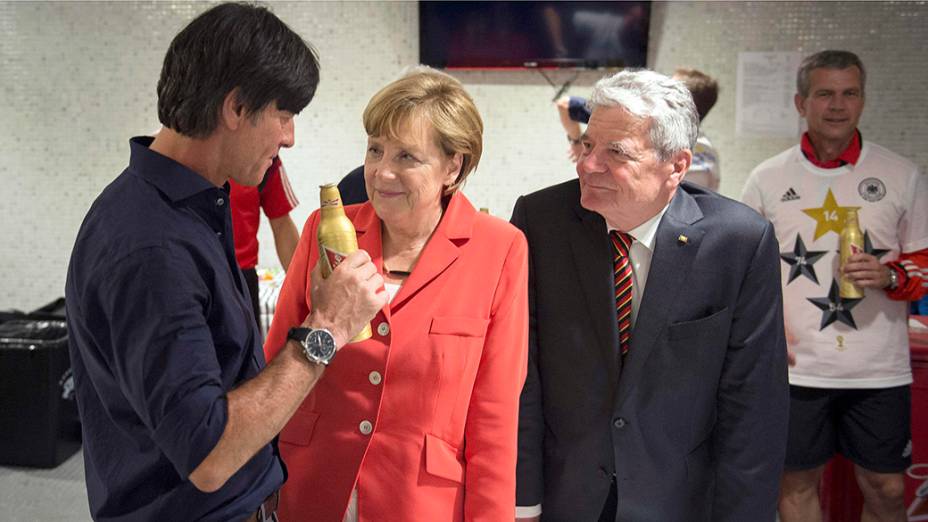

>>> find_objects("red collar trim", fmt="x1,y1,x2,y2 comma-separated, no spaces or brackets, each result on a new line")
800,130,862,169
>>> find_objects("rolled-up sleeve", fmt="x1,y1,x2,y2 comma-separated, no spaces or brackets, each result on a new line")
95,246,227,478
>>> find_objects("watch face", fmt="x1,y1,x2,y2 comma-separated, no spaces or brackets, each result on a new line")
308,329,336,362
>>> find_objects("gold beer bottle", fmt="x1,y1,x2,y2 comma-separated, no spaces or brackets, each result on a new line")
839,208,865,299
317,183,372,342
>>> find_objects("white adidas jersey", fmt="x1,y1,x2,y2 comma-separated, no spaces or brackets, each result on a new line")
742,141,928,388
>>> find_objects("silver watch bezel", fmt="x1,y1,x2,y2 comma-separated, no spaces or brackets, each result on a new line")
297,328,336,365
887,268,899,290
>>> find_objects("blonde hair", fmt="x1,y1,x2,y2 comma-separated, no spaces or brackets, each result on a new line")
363,66,483,194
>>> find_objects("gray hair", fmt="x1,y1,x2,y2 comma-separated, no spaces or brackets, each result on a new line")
588,69,698,161
797,50,866,98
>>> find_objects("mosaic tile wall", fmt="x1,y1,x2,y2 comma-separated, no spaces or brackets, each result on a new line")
1,1,925,310
649,1,928,198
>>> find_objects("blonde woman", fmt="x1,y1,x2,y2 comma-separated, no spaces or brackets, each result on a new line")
265,68,528,521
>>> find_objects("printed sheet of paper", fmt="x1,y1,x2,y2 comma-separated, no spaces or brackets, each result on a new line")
736,52,802,137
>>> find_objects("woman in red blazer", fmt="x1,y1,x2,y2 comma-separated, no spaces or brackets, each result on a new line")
264,68,528,522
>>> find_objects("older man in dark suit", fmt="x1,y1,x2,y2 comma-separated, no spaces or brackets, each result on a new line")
512,69,789,522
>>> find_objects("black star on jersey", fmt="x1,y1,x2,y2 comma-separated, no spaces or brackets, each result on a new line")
832,230,891,259
781,235,827,284
807,279,862,330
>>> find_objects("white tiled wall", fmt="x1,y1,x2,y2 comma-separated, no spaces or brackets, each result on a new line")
1,1,925,310
649,1,928,199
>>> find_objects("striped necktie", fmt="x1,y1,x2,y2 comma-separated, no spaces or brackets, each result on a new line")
611,231,634,356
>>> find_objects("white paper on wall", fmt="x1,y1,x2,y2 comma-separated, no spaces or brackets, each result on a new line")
735,51,802,138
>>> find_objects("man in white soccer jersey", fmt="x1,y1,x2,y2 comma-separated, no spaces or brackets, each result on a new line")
742,50,928,522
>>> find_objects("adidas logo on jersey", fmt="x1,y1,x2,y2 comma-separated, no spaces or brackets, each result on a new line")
781,188,800,202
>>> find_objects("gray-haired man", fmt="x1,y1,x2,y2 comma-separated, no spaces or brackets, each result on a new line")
513,69,789,521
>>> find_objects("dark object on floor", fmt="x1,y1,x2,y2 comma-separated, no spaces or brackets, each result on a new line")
0,317,81,468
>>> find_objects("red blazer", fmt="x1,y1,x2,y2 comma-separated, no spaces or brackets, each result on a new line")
264,192,528,521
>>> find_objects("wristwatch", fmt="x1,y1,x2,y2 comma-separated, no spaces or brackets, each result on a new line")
287,327,337,365
887,267,899,291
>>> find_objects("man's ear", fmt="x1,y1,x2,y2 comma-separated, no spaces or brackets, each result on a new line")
669,148,692,183
220,88,246,131
794,93,807,117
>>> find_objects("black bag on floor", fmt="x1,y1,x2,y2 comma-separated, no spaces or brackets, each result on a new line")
0,311,81,468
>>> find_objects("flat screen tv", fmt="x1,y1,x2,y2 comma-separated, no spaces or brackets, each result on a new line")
419,1,650,70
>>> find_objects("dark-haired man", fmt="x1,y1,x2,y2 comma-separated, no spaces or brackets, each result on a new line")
743,50,928,522
66,4,387,521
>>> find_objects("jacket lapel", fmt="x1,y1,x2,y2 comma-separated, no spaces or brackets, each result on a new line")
570,203,622,385
353,203,390,321
388,192,474,311
616,189,705,409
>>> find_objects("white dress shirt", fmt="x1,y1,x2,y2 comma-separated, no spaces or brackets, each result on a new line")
515,204,669,519
608,205,667,329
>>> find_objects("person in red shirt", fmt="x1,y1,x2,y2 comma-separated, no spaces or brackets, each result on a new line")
230,156,300,333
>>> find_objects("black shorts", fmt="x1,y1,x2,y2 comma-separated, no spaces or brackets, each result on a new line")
785,385,912,473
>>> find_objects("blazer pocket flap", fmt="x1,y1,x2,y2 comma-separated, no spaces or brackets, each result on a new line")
429,316,490,337
279,411,320,446
667,307,731,341
424,433,465,483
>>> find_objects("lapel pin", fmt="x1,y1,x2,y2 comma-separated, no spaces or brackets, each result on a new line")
678,234,688,244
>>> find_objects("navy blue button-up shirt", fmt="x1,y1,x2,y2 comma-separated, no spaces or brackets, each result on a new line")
66,137,284,521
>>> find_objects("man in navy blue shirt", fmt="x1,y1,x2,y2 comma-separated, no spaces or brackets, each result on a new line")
65,4,387,521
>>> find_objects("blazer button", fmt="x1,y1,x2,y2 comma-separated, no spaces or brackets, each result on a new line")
368,371,382,385
376,322,390,336
613,417,627,429
359,420,373,435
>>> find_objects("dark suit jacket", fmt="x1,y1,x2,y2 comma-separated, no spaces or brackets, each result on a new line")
512,180,789,522
337,165,367,205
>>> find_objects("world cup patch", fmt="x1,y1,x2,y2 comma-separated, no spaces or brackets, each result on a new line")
858,177,886,202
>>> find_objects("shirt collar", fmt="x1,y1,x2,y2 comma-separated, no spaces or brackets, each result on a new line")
128,136,221,202
800,129,862,169
607,204,669,253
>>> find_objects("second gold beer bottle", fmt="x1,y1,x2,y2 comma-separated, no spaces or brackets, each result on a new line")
839,208,864,299
317,183,372,342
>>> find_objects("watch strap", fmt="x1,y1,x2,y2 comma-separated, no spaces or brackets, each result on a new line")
287,326,336,366
287,326,313,342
